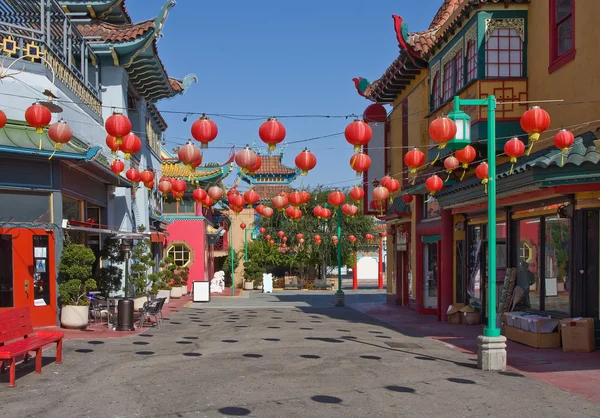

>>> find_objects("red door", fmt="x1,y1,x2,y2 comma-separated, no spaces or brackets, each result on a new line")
0,228,56,327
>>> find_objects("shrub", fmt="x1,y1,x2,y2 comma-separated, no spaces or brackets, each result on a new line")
58,244,97,306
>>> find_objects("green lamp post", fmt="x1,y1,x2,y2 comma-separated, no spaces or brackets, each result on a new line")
230,225,235,296
447,94,506,370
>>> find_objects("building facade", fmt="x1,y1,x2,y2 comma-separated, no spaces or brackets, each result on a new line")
355,0,600,324
0,0,195,325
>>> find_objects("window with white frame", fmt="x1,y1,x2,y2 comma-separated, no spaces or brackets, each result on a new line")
443,61,454,102
485,28,523,78
466,40,477,81
454,49,463,90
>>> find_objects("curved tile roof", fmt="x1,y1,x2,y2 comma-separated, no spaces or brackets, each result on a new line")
77,20,154,43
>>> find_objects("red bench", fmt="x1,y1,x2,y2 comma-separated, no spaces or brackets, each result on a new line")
0,307,63,387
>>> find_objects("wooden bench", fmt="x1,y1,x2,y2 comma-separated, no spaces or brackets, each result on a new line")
284,278,303,290
0,307,63,387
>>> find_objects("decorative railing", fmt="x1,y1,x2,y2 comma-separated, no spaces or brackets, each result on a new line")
0,0,102,115
213,236,225,251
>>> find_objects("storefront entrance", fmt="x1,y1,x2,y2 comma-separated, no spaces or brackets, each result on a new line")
0,228,56,326
422,242,438,312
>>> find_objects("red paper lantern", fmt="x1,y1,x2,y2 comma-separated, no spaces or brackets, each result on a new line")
349,235,356,243
146,180,155,189
350,152,371,175
208,186,223,201
105,113,132,144
191,114,218,148
178,140,202,170
291,206,302,220
381,232,387,238
345,119,372,152
248,154,262,174
300,190,311,205
25,103,51,134
277,231,285,238
158,179,172,194
387,178,400,194
342,203,352,216
235,145,258,172
520,106,551,154
201,195,214,207
372,186,389,202
380,175,392,189
244,189,260,206
475,162,489,192
0,109,6,128
126,168,140,183
193,188,207,202
260,227,266,234
287,191,302,207
228,193,244,208
47,120,72,148
139,170,154,185
106,135,120,153
296,233,303,240
262,207,274,218
110,160,124,175
259,118,286,151
295,148,317,176
504,137,525,174
282,236,288,242
119,133,142,159
429,116,457,148
270,240,275,245
240,223,246,230
314,235,321,241
444,156,459,174
272,194,289,210
553,129,575,157
255,204,265,215
349,186,365,203
401,193,413,204
171,179,187,194
231,205,244,214
327,191,345,207
425,175,444,196
265,234,272,241
404,148,426,174
320,208,332,220
313,205,324,218
455,145,476,169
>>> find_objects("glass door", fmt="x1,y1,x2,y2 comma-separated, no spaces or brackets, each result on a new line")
423,243,438,309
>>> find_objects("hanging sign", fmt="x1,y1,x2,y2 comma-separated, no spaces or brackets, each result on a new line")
396,229,408,251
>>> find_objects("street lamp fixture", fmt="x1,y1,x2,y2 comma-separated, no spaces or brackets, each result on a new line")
447,100,472,151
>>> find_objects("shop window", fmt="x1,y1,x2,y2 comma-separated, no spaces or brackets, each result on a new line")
0,234,13,307
0,191,51,223
543,216,570,315
467,225,483,301
163,200,177,214
442,61,454,102
432,72,441,109
167,244,192,267
485,28,523,78
178,197,196,214
63,195,83,221
517,218,540,311
549,0,575,71
466,40,478,82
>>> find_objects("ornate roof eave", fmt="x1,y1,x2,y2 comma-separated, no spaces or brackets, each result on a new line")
59,0,132,25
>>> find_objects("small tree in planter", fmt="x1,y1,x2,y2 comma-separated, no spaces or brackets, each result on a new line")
58,244,97,329
95,237,124,297
243,260,265,290
130,238,156,306
178,266,190,294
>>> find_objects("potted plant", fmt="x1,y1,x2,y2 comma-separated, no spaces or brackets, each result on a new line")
179,266,190,296
130,238,156,310
157,257,182,298
58,244,97,329
243,260,265,291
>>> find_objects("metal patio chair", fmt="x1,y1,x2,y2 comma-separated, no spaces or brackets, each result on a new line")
138,297,166,329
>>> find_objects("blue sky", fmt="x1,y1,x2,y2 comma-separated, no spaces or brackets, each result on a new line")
127,0,442,189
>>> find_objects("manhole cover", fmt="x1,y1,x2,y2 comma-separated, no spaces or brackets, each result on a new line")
385,342,424,349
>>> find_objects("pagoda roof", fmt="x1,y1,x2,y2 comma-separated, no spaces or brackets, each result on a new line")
239,153,300,185
251,185,294,202
71,0,197,103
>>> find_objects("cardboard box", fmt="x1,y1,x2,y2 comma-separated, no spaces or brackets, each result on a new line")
447,303,465,324
560,318,596,353
503,324,561,348
463,312,481,325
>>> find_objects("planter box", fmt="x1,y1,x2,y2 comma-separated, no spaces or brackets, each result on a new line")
61,305,89,329
170,287,183,298
133,296,147,311
243,281,254,290
180,285,187,296
157,289,170,304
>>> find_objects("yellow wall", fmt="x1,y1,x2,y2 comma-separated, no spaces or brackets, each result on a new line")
527,1,600,139
227,208,255,288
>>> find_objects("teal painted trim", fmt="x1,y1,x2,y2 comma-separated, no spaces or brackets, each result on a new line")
429,16,477,67
471,120,523,149
161,214,206,221
0,144,96,161
421,234,441,243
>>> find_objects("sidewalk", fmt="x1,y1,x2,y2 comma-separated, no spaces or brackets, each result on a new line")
35,295,192,341
351,303,600,403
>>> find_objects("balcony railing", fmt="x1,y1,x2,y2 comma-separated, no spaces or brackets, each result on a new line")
0,0,102,115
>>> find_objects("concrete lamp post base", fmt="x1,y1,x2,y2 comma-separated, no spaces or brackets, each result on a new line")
477,335,507,371
332,292,345,307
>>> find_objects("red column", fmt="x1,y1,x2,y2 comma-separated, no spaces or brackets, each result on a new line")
353,248,358,290
378,235,384,290
440,208,454,322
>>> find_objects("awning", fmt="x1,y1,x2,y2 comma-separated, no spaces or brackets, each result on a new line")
416,218,441,236
62,220,149,239
150,232,168,243
421,234,441,243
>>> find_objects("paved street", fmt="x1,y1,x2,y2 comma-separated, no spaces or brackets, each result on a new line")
1,291,597,418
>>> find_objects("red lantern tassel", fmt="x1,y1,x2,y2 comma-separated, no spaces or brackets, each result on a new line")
482,179,488,194
431,149,441,165
460,170,467,181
